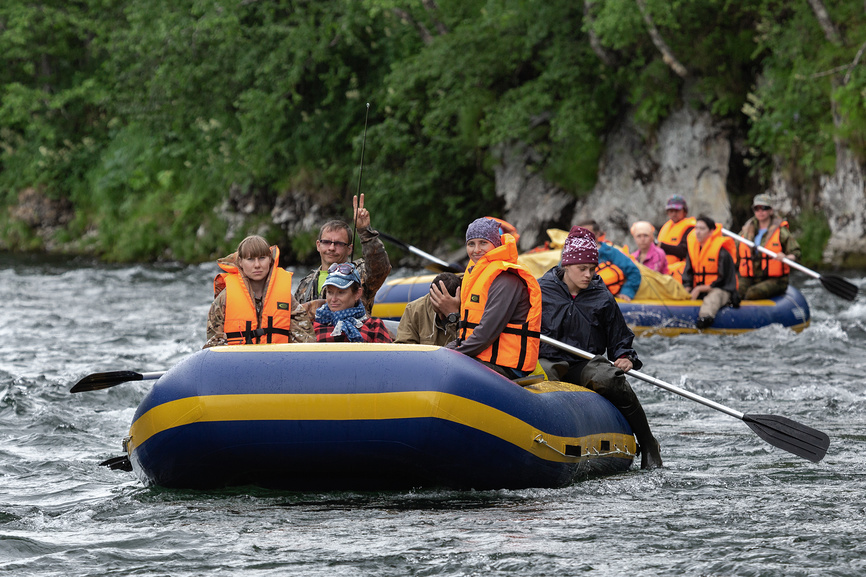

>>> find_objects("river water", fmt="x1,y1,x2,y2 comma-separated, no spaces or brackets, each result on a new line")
2,253,865,576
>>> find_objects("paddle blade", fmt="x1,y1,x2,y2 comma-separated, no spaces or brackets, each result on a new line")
820,274,858,301
743,414,829,463
70,370,145,393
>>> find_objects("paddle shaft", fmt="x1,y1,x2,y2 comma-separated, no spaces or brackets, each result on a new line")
377,231,462,273
721,227,819,280
541,335,829,462
539,335,743,419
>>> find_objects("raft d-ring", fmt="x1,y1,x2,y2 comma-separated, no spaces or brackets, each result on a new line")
533,434,575,458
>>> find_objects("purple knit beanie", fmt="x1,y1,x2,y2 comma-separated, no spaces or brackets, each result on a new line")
465,217,502,247
561,226,598,265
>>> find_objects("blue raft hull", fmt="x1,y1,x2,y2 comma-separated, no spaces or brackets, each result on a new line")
618,285,811,336
372,276,811,336
126,344,635,490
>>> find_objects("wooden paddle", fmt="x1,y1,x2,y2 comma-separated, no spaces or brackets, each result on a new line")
722,228,858,301
540,335,830,463
378,231,463,273
70,370,164,393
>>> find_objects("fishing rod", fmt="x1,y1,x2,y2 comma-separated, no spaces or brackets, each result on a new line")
350,102,371,261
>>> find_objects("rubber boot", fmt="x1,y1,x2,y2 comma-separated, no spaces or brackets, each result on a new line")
619,401,663,470
579,356,663,470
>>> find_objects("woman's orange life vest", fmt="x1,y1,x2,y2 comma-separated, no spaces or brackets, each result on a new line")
686,224,737,287
457,234,542,372
737,221,791,278
214,246,294,345
658,217,697,265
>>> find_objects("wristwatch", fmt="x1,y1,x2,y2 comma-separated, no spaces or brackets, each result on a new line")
445,312,460,325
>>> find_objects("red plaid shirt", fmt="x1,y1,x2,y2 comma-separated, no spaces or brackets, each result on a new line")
314,317,394,343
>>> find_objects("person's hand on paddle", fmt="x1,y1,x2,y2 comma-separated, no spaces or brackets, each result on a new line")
430,281,460,317
354,194,371,229
613,357,633,372
617,294,632,303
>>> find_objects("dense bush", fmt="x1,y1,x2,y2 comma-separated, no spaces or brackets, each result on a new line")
1,0,864,262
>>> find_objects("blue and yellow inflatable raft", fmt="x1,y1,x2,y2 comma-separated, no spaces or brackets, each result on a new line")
125,343,635,490
372,276,811,336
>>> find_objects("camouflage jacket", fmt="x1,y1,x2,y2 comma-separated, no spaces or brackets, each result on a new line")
203,249,314,348
294,226,391,315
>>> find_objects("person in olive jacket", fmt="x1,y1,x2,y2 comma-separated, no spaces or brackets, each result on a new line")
538,226,662,470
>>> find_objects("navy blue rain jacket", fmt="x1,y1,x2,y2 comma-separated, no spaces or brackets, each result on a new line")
538,266,642,371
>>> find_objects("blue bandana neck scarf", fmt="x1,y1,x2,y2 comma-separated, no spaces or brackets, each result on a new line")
315,302,367,342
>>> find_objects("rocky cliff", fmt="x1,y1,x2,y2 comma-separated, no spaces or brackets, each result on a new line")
493,104,865,268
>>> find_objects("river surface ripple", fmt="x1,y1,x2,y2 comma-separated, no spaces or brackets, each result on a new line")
2,254,865,576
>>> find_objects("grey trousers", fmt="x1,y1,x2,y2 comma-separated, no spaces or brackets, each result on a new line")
698,287,730,319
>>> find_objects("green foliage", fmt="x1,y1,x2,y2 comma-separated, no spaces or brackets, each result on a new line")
792,209,831,267
1,0,866,262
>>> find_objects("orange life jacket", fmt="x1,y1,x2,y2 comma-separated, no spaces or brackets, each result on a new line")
668,260,686,284
597,259,626,295
215,246,294,345
457,235,541,372
658,217,697,265
686,224,737,287
737,220,791,278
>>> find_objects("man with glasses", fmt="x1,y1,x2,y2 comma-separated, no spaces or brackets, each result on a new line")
294,193,391,315
735,193,801,300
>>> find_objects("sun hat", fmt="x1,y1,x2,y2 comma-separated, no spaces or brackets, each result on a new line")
322,262,361,290
465,217,502,247
560,226,599,266
665,195,687,211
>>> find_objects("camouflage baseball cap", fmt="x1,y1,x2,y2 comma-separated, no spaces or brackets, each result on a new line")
752,193,774,208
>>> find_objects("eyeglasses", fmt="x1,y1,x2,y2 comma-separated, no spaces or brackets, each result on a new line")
317,239,350,249
328,262,357,275
753,205,772,212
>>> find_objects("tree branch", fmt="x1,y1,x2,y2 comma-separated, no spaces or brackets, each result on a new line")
393,8,434,45
806,0,842,45
635,0,688,78
583,0,617,67
421,0,449,36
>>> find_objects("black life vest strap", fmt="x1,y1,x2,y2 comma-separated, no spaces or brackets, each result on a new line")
225,319,292,344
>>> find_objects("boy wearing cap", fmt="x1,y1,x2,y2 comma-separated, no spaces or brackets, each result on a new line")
735,194,801,300
447,218,542,380
576,220,642,301
658,195,696,280
313,263,393,343
537,226,662,469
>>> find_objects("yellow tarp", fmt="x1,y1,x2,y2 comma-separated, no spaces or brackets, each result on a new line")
517,228,691,301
